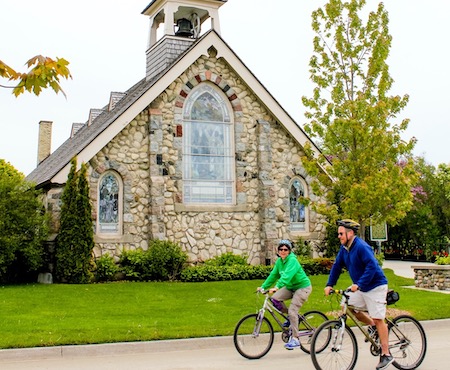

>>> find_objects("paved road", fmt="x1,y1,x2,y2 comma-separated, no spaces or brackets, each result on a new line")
0,319,448,370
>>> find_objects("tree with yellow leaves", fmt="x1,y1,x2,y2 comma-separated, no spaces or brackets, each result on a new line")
0,55,71,97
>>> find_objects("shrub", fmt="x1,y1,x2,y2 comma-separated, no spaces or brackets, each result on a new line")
94,255,119,282
204,252,248,266
298,256,334,275
119,240,188,281
180,264,272,282
146,240,188,281
0,159,49,283
435,255,450,265
55,159,94,284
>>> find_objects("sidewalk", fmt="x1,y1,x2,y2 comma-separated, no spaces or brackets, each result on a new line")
383,259,450,294
383,259,435,278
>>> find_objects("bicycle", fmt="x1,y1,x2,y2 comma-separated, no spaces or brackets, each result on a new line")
233,290,328,359
310,289,427,370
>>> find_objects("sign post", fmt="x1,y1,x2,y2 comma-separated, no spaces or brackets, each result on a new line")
370,220,388,254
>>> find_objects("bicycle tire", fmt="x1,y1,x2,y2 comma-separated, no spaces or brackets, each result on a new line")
389,315,427,370
233,313,274,359
310,320,358,370
298,310,329,354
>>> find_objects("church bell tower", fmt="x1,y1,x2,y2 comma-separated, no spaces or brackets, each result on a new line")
142,0,227,81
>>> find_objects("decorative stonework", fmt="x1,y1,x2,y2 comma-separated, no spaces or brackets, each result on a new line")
46,55,328,266
413,265,450,291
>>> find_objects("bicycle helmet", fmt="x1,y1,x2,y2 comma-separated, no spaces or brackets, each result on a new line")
278,240,293,250
336,219,360,233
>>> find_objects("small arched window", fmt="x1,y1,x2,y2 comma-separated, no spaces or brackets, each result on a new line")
182,83,235,204
98,171,122,234
289,177,307,231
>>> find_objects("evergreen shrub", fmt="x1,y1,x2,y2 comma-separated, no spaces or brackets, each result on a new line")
119,240,188,281
94,255,119,282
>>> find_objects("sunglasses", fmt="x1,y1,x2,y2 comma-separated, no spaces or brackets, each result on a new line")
337,232,346,236
278,248,289,252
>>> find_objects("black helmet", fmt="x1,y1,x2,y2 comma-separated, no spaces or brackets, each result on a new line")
337,219,360,233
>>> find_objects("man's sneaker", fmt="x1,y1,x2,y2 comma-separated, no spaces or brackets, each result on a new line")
376,354,394,370
282,319,290,328
365,325,377,342
284,337,300,350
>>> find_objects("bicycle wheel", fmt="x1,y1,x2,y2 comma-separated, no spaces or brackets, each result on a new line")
233,313,274,359
388,315,427,370
311,320,358,370
298,310,328,354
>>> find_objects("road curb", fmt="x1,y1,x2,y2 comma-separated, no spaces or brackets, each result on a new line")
0,335,233,361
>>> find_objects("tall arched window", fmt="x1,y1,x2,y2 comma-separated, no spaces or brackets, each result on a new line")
98,171,122,234
290,177,307,231
182,84,235,204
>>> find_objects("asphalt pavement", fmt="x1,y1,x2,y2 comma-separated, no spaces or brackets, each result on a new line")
0,260,448,369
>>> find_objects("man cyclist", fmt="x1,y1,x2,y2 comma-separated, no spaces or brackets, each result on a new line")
324,219,393,370
258,240,312,350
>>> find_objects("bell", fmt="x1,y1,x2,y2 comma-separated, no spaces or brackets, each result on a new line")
175,18,193,37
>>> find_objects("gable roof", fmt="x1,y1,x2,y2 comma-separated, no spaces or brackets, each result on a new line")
27,30,325,187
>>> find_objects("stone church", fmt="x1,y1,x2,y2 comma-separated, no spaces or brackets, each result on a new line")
27,0,328,265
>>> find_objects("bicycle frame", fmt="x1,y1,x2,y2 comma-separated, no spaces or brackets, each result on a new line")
333,289,411,353
310,289,427,370
255,292,288,334
256,291,318,337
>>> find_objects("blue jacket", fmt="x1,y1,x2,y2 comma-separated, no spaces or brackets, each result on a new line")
326,236,387,292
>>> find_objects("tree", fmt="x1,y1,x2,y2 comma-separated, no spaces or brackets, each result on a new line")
301,0,417,236
75,163,95,281
0,55,71,97
386,159,450,260
0,159,48,283
55,158,94,283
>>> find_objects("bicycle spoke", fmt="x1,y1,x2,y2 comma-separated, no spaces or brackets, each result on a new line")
299,310,328,354
311,320,358,370
233,313,274,359
389,315,427,370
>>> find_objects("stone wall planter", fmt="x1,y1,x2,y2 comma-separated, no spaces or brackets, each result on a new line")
412,265,450,291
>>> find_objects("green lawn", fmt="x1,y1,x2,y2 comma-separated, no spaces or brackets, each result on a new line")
0,269,448,349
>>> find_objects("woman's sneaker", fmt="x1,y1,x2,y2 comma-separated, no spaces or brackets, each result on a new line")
284,337,300,350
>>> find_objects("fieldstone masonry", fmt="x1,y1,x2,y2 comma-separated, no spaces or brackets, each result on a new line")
45,55,327,266
413,265,450,291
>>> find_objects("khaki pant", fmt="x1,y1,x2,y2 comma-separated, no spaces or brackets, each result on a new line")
272,285,312,338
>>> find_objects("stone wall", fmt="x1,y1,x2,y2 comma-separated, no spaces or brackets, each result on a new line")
46,54,328,265
413,265,450,291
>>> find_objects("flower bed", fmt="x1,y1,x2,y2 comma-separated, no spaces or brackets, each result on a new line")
412,265,450,291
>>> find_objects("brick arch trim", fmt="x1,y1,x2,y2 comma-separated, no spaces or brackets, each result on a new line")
176,72,242,112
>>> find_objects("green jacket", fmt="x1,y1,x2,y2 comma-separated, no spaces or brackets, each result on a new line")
261,252,311,291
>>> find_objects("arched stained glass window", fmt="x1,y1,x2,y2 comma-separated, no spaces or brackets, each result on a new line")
98,172,121,233
290,178,306,231
183,84,235,204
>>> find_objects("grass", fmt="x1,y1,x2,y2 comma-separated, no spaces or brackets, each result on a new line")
0,269,448,349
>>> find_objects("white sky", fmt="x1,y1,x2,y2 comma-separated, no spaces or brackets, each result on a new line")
1,0,449,176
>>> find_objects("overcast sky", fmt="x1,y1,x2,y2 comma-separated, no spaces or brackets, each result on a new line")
1,0,449,176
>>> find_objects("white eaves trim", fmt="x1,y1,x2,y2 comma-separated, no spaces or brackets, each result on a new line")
51,31,324,184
